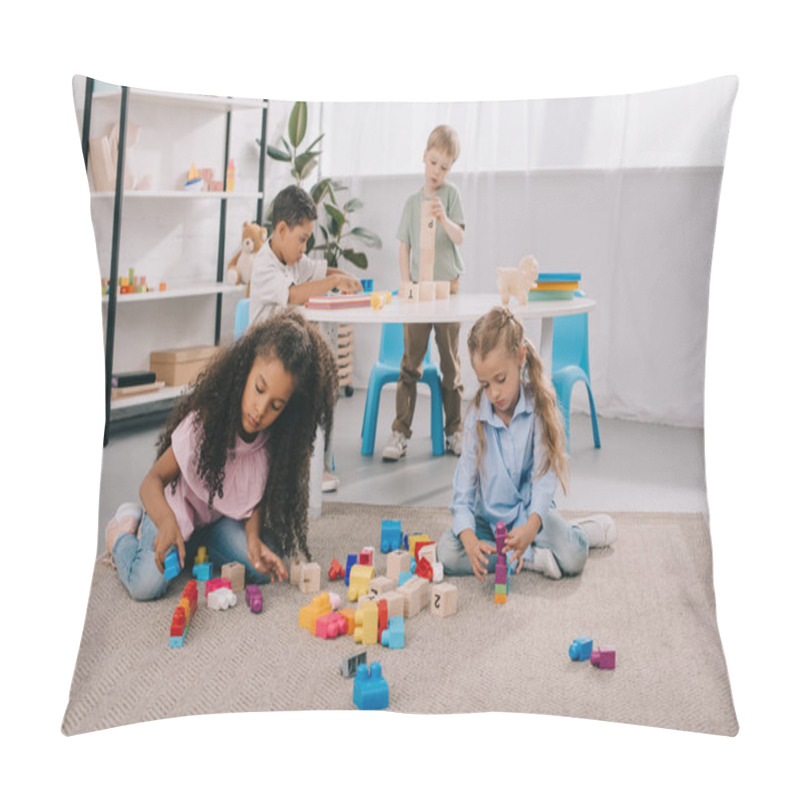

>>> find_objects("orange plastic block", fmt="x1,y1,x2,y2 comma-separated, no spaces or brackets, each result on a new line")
339,607,356,635
298,592,332,633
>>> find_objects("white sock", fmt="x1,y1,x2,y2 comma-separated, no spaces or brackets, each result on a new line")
574,515,617,548
523,547,562,580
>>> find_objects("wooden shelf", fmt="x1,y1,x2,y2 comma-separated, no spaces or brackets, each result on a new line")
110,383,189,417
102,282,245,304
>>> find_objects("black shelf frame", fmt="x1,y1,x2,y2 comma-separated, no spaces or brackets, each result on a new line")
80,78,269,445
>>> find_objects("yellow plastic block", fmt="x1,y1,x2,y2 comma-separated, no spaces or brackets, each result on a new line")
348,564,376,602
298,592,332,632
354,600,378,645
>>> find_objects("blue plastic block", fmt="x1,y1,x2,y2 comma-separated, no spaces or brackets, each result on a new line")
380,616,405,649
344,554,358,586
381,520,403,554
192,562,213,581
569,636,593,662
164,548,181,581
397,570,413,587
353,662,389,710
169,633,186,649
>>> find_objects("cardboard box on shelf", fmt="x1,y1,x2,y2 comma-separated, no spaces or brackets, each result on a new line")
149,345,220,387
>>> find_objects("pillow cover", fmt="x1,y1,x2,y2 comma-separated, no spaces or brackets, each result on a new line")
62,74,738,737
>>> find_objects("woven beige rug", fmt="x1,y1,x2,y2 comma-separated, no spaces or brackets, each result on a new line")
62,503,738,736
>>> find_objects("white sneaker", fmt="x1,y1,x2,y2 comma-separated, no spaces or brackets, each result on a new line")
104,502,143,564
381,431,408,461
445,431,463,456
523,547,562,579
575,514,617,548
322,471,340,492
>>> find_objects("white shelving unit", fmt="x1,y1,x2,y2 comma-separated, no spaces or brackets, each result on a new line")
78,77,269,438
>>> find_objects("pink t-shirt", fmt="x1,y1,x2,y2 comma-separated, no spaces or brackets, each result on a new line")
166,411,269,541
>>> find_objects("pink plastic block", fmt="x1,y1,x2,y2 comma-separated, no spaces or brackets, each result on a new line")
205,577,232,597
358,547,374,566
590,647,616,670
315,611,348,639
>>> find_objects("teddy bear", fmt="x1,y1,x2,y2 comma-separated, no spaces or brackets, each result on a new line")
226,221,268,296
497,254,539,305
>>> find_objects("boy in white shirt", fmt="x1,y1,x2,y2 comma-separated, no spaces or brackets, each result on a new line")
249,185,361,491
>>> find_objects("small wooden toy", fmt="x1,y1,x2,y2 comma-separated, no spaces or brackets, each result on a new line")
290,558,303,586
353,662,389,710
348,564,376,602
497,254,539,306
339,651,367,678
418,281,435,301
381,520,403,553
354,600,379,645
370,576,396,595
300,562,321,594
381,616,405,649
435,280,450,299
386,550,411,584
569,637,593,662
245,584,263,613
398,281,420,302
431,582,458,618
397,575,430,618
377,590,405,619
221,562,245,593
591,647,616,670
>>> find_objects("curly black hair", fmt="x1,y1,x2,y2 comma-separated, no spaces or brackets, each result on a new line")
155,307,338,560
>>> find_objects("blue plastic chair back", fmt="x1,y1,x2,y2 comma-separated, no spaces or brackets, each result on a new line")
234,298,250,341
552,290,590,377
379,323,434,367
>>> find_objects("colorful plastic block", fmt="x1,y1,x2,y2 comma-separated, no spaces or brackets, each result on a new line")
221,562,245,593
195,546,208,564
245,584,263,613
377,598,389,639
358,547,375,566
164,548,181,581
591,647,616,670
417,542,437,564
381,520,403,553
569,637,593,662
328,558,346,581
207,587,237,610
380,616,405,649
315,611,348,639
348,564,376,602
204,577,231,597
408,534,431,560
415,556,434,582
344,554,358,585
192,561,213,581
299,592,333,633
339,607,357,635
378,590,405,619
431,582,458,617
339,651,367,678
353,662,389,710
168,580,198,648
354,600,379,645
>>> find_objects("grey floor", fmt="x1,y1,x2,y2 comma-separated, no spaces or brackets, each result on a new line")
96,387,708,557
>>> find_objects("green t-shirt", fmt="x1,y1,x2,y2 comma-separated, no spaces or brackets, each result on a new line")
396,183,465,282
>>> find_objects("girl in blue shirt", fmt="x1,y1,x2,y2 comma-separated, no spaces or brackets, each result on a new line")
438,305,616,581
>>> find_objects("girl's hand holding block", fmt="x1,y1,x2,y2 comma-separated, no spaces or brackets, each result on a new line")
461,529,497,582
504,517,541,574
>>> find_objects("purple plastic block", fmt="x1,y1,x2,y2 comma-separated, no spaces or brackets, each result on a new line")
245,584,263,614
590,647,616,669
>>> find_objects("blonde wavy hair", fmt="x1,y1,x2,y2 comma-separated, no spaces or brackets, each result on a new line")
467,305,569,492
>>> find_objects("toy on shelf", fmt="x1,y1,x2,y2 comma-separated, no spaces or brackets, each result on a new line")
431,582,458,618
381,616,405,649
207,586,237,610
221,562,245,593
353,662,389,710
169,580,198,648
569,637,593,662
381,520,403,553
497,254,539,306
494,521,510,604
226,158,235,191
226,221,267,295
340,651,367,679
328,558,346,581
245,584,263,613
591,646,616,670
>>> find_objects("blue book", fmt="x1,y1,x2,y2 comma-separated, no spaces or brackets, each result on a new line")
537,272,581,282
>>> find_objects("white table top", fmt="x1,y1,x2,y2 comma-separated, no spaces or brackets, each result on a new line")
303,292,595,324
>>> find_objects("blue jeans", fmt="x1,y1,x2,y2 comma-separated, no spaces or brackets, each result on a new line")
437,509,589,577
113,512,280,601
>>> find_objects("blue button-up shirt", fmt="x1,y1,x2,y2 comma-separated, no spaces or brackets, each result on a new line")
450,386,557,539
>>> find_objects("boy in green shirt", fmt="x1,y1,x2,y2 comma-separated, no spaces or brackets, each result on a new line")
382,125,466,460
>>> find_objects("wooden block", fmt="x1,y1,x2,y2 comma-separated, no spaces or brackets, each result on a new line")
300,562,321,594
418,281,435,301
378,590,405,619
221,562,245,593
435,280,450,299
370,576,396,595
431,583,458,617
290,558,303,586
398,576,430,618
386,550,411,584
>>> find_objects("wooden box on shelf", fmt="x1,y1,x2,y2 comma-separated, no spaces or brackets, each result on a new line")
150,345,220,387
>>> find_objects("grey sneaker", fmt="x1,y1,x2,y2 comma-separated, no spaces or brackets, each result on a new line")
445,431,463,456
574,514,617,548
382,431,408,461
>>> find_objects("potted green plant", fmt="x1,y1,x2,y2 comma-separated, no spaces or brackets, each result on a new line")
266,101,382,270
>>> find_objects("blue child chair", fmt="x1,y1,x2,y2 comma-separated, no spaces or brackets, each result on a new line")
551,291,601,451
361,323,445,456
234,298,250,341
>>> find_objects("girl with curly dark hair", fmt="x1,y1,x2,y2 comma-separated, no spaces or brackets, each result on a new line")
104,307,338,601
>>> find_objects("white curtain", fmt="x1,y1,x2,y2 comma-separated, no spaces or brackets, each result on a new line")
266,77,738,428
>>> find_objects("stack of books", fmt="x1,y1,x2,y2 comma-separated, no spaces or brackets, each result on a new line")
529,272,581,301
305,293,372,310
